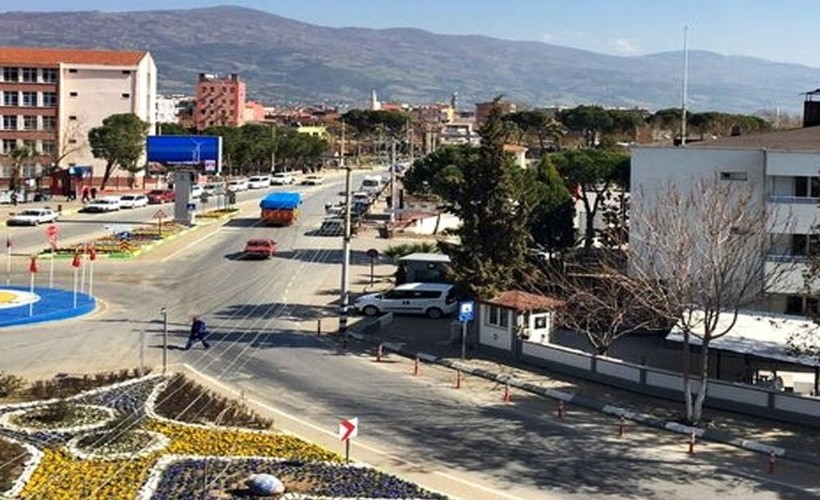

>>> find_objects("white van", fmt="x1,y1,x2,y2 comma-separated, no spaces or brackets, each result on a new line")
354,282,457,319
360,175,383,195
227,178,249,192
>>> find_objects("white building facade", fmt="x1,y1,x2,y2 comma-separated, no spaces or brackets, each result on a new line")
631,126,820,316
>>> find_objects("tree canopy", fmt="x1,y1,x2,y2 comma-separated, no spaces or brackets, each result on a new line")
88,113,149,189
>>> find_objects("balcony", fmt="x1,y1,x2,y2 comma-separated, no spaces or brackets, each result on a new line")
764,256,811,294
767,196,819,234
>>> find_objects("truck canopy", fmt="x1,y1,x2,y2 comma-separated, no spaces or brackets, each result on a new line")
260,192,302,210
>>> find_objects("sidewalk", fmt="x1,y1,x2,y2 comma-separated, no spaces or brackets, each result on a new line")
349,314,820,467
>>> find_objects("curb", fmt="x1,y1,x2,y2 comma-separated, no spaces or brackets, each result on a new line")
346,327,820,467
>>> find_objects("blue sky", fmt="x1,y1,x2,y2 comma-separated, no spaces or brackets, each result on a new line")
6,0,820,68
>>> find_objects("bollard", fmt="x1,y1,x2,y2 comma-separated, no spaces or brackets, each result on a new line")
556,400,565,419
454,369,462,389
376,344,384,362
768,451,776,474
413,356,419,376
317,319,322,335
503,384,512,404
687,430,696,454
617,416,626,438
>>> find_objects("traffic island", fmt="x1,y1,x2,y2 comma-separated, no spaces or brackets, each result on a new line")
0,286,95,327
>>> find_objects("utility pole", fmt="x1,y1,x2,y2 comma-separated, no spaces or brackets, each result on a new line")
339,121,352,338
389,138,397,223
270,125,277,172
680,25,689,146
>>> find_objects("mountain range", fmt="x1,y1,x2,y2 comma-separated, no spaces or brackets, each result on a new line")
0,5,818,114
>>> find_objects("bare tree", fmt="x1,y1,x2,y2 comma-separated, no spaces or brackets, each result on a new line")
51,119,87,169
553,269,663,355
629,175,793,423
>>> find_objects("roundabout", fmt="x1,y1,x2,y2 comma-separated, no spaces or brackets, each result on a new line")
0,286,95,328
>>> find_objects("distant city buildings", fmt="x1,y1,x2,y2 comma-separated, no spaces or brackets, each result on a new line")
0,46,156,189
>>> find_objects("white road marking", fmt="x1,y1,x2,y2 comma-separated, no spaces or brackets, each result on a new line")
160,229,223,262
181,363,525,500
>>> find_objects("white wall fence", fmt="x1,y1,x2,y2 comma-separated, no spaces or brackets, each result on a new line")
510,340,820,427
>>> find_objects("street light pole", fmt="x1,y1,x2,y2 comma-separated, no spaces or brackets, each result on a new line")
339,122,352,338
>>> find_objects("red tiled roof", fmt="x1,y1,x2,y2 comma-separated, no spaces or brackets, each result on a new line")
0,47,147,66
483,290,564,312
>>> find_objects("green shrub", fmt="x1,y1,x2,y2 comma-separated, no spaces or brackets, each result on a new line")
384,242,439,261
0,372,25,398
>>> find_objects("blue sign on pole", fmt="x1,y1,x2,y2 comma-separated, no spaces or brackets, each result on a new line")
459,301,475,322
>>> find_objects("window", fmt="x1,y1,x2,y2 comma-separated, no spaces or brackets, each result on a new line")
785,295,817,316
791,234,808,256
2,139,16,154
383,290,410,300
42,92,57,107
487,305,509,327
68,139,77,144
41,140,56,155
42,116,56,131
720,171,748,181
3,67,19,82
23,116,37,130
68,69,77,74
21,68,37,83
22,91,37,107
41,68,57,83
812,177,820,198
68,115,77,121
69,91,78,97
3,116,17,131
22,165,37,179
3,91,19,107
122,70,131,75
121,93,130,98
795,177,808,197
22,140,35,151
534,315,548,330
418,291,444,299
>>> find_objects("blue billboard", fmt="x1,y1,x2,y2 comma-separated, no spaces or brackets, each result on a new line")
146,135,222,173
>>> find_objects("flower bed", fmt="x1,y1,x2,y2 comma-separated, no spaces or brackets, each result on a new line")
0,404,115,434
0,435,38,496
67,429,169,460
199,208,239,219
147,457,447,499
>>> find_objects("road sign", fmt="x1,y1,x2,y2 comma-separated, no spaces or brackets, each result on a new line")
338,417,359,442
366,248,379,259
459,301,475,322
186,203,196,212
45,225,58,238
153,209,168,219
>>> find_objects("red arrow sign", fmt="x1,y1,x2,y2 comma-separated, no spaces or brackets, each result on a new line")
338,417,359,442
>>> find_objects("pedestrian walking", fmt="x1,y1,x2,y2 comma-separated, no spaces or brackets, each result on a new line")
10,191,17,207
81,187,90,203
185,316,211,350
90,187,97,200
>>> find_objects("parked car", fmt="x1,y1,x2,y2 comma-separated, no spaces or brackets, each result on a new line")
242,238,277,259
119,194,149,208
354,282,457,319
190,185,204,199
247,176,271,189
7,208,58,226
83,196,122,213
352,191,372,205
324,201,345,215
203,182,226,196
270,172,295,185
227,178,249,192
147,189,175,204
301,174,324,185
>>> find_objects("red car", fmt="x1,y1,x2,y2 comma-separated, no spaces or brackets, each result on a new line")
147,189,175,204
243,238,277,259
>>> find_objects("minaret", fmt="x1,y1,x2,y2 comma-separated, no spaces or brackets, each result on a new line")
370,90,381,111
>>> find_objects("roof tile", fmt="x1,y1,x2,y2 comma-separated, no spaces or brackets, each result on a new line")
0,46,147,66
483,290,564,312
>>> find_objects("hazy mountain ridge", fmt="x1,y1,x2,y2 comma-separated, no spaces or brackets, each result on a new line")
0,5,817,113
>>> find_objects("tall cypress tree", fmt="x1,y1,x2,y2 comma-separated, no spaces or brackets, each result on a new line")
446,100,534,299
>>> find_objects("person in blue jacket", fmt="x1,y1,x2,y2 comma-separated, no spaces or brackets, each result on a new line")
185,316,211,350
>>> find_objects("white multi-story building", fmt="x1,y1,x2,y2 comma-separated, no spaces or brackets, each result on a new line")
631,126,820,316
156,94,191,124
0,46,156,185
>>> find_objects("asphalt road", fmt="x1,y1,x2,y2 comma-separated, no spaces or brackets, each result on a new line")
2,169,820,499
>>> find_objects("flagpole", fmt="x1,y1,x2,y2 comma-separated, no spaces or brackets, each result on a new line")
5,233,11,286
73,266,78,308
29,267,34,317
79,246,87,293
88,254,94,297
48,252,54,288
